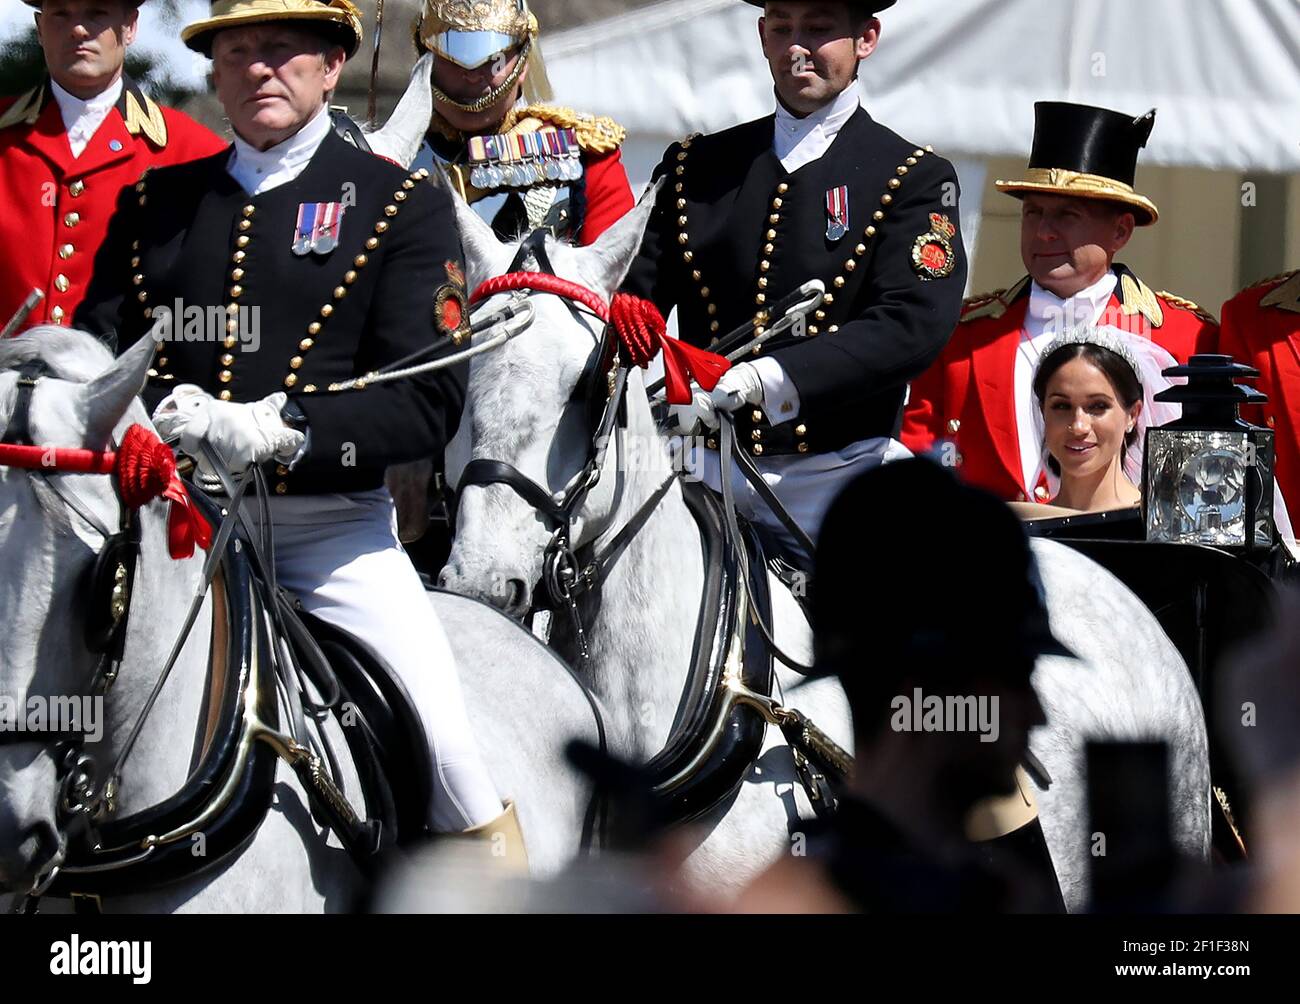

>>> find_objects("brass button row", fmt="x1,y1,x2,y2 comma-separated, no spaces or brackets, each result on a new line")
217,203,258,399
671,135,720,335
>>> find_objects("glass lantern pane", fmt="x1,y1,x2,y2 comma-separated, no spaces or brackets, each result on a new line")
1145,431,1251,545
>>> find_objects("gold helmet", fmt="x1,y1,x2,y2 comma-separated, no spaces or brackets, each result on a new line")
416,0,552,113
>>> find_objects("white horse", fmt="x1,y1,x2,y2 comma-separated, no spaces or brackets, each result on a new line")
0,328,601,912
439,188,1212,910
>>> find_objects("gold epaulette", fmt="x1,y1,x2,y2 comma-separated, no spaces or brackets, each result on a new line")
0,84,46,131
960,276,1030,322
1248,267,1300,292
123,90,168,148
511,103,625,154
1156,290,1218,326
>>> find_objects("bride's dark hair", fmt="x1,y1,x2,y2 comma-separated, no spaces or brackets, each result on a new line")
1032,342,1143,475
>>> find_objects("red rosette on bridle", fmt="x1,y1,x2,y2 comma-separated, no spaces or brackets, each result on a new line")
608,293,731,405
114,424,212,560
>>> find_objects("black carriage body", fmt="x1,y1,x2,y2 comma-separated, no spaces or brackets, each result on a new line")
1027,511,1287,855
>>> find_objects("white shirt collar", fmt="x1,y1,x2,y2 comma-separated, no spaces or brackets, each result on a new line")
772,85,861,173
1027,270,1118,334
50,75,123,159
228,103,332,196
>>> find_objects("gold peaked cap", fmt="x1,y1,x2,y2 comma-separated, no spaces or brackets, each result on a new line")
182,0,363,58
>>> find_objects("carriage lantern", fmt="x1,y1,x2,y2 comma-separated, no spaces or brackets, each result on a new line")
1143,354,1275,551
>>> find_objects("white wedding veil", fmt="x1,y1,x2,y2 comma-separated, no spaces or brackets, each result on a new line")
1031,323,1183,489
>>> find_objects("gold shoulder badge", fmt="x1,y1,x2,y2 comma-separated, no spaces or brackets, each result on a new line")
1260,271,1300,314
436,260,469,344
0,84,46,131
123,90,168,148
1119,273,1165,329
911,213,958,281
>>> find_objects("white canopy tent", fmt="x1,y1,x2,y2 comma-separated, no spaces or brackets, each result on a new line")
540,0,1300,275
542,0,1300,172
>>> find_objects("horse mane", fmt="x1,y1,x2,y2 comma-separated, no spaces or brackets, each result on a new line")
0,325,117,385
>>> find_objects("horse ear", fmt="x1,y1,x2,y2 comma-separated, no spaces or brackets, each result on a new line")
577,177,663,302
363,52,434,167
80,334,154,449
446,182,508,295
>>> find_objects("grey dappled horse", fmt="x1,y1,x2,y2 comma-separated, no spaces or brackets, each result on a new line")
438,187,1212,910
0,329,599,911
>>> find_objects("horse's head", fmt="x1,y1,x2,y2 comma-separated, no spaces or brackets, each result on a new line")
0,329,154,891
439,187,659,617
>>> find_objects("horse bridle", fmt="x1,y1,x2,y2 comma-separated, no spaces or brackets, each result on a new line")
0,362,236,909
454,230,676,663
0,360,139,824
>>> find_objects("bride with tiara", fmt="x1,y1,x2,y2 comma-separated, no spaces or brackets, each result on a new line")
1029,325,1181,514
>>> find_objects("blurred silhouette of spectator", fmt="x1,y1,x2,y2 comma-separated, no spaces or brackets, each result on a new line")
1217,588,1300,912
731,458,1068,912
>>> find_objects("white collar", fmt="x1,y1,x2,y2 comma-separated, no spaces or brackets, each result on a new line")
773,85,860,146
49,74,122,126
1027,270,1119,332
229,103,332,194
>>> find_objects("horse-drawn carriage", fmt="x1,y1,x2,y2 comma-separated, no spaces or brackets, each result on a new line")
1020,354,1295,862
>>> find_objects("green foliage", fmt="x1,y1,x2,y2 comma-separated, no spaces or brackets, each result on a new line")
0,31,43,96
1,25,198,105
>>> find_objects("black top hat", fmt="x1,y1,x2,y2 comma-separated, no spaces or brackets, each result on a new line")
997,102,1159,226
744,1,898,11
23,0,145,6
811,458,1072,686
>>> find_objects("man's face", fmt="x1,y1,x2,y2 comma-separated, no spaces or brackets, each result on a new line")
211,25,345,152
431,47,526,135
759,2,878,116
35,0,137,100
1020,193,1135,299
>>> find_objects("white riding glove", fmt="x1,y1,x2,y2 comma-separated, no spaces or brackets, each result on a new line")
151,384,213,442
179,392,306,474
668,389,719,434
709,362,765,414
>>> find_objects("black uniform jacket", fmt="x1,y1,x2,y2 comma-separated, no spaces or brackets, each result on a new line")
76,131,469,496
622,106,967,457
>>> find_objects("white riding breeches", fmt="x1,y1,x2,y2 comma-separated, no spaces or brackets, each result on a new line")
241,488,502,831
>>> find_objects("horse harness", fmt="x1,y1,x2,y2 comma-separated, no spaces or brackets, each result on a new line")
1,364,398,911
453,232,853,824
0,360,138,830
